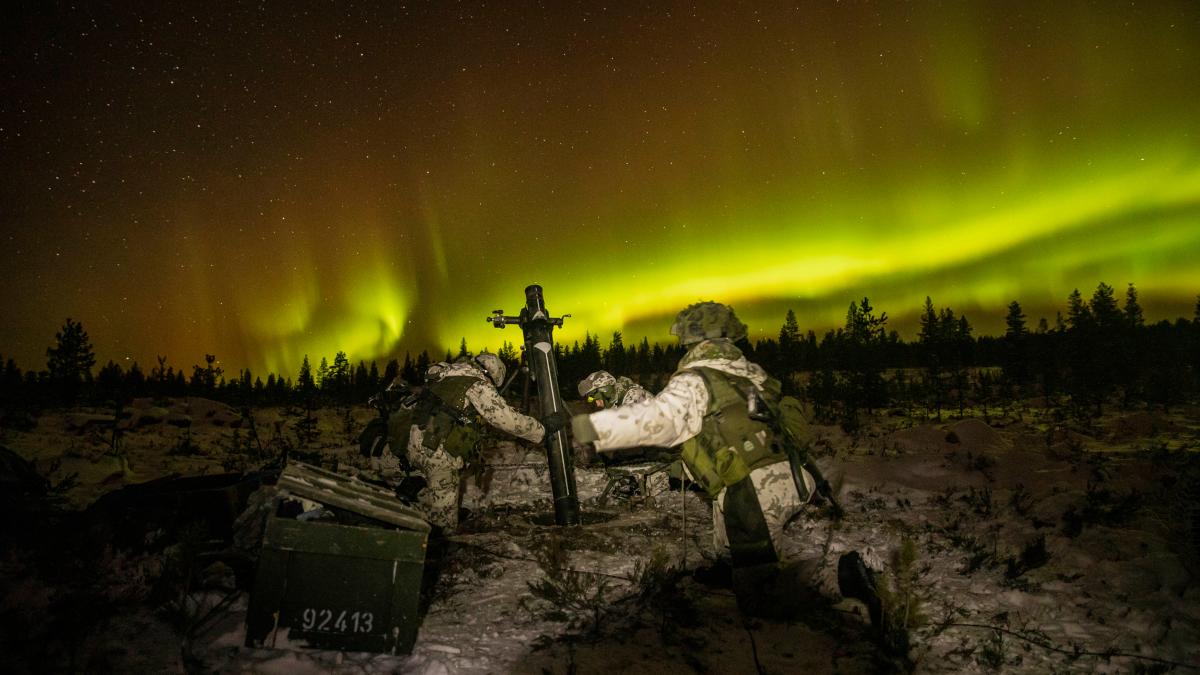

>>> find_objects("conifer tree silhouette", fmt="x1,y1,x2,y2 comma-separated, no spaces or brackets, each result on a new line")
46,318,95,402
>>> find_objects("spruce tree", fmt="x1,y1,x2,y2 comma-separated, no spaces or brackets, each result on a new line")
191,354,221,392
96,360,124,401
838,297,888,429
331,351,351,397
384,358,401,385
580,332,602,373
1004,301,1027,338
1066,289,1091,331
779,309,802,376
953,314,973,417
46,317,96,400
605,331,626,375
917,297,944,421
368,360,380,390
1002,301,1029,387
401,353,416,382
635,337,650,376
1117,284,1145,405
353,360,368,398
1123,283,1144,328
316,357,330,389
498,341,519,369
779,309,801,347
1090,282,1120,333
297,355,315,392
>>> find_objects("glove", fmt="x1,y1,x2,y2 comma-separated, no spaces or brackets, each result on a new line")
541,411,568,436
570,414,599,444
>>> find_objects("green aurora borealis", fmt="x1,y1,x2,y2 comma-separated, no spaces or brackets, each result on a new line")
1,2,1198,376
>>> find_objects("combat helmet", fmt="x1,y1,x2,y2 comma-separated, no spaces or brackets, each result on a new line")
578,370,617,398
473,352,506,387
669,301,747,346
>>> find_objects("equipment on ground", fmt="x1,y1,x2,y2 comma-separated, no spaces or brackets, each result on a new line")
245,461,430,655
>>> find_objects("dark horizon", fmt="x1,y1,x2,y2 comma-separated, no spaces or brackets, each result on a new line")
4,277,1195,389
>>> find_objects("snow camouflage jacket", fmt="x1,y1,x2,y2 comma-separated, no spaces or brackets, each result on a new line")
418,361,545,458
612,376,651,407
587,338,772,454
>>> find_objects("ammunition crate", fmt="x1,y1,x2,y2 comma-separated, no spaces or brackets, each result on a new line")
245,462,430,655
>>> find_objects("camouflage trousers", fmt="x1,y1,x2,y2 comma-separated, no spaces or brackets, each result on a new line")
407,426,466,531
712,459,814,566
370,446,406,481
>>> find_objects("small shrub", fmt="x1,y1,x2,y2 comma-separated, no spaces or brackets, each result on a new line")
168,426,199,456
1004,535,1049,579
961,486,993,516
524,534,611,632
975,629,1006,670
1008,483,1032,517
876,536,927,656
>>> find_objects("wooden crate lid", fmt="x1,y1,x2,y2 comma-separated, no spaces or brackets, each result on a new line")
277,461,431,533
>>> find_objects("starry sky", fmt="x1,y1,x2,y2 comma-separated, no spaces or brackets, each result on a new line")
2,1,1198,377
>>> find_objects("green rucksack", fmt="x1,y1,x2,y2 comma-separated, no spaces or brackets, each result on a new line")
676,367,788,498
416,376,485,460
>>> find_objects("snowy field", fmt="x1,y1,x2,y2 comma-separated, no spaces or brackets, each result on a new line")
2,399,1198,673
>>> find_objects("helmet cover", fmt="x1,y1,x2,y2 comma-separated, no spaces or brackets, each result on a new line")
669,301,748,346
473,353,506,387
578,370,617,397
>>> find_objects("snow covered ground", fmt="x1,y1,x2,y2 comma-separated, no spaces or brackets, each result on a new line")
2,399,1198,673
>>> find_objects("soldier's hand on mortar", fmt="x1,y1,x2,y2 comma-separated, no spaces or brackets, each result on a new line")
570,414,598,444
540,411,568,435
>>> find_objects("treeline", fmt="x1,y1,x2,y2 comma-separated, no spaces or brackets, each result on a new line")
0,328,438,410
2,284,1198,429
552,283,1200,430
777,284,1200,430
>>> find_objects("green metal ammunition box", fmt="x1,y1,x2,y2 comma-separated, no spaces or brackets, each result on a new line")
245,461,431,655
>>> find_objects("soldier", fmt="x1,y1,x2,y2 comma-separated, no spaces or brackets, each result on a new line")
578,369,672,490
578,370,651,409
404,352,564,532
571,302,879,622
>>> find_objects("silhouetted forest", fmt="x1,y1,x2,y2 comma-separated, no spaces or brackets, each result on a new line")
3,283,1198,432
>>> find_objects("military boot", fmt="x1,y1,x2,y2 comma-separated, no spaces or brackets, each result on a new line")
837,551,883,631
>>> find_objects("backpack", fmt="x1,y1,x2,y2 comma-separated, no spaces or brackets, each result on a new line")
410,376,485,460
677,366,788,497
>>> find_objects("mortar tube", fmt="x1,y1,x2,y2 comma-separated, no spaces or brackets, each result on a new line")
521,284,580,526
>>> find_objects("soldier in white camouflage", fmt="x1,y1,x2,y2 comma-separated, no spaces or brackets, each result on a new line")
577,368,671,474
572,303,813,565
578,370,651,409
404,352,560,532
571,302,879,622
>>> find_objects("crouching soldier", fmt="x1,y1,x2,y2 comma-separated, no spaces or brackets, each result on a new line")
578,370,651,409
571,302,879,622
406,353,563,533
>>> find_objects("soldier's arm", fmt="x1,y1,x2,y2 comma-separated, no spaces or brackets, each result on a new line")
466,382,546,444
622,385,652,406
586,371,707,451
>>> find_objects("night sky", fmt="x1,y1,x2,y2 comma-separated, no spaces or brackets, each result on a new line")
2,1,1198,376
